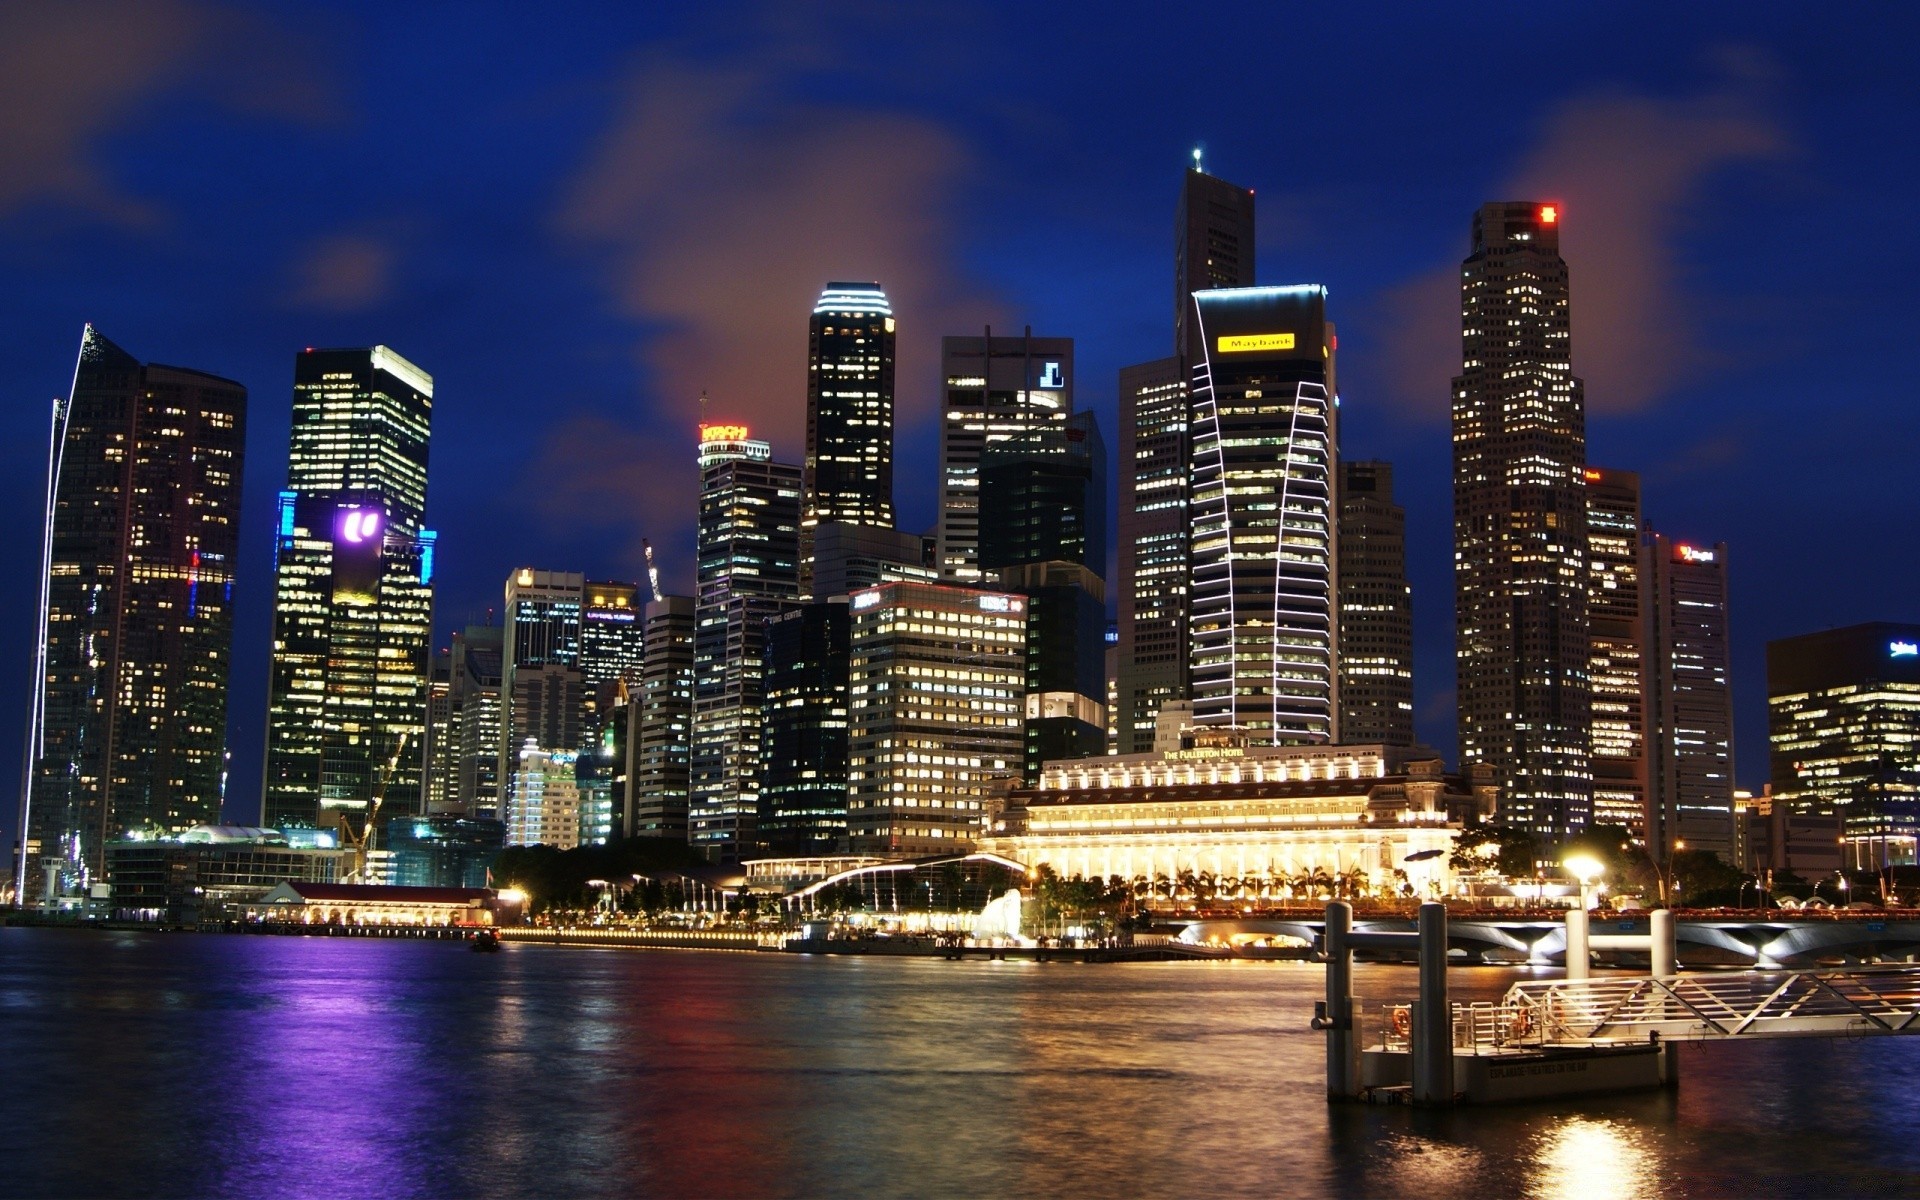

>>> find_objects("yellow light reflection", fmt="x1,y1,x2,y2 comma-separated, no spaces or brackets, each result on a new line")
1528,1117,1657,1200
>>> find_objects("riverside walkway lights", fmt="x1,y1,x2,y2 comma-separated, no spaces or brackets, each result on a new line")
1561,853,1604,981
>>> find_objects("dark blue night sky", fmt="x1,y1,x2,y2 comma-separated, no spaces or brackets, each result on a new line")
2,2,1914,836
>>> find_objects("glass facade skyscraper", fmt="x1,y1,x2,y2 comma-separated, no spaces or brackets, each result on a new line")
17,326,247,903
1585,467,1647,839
802,283,895,595
692,425,801,861
1643,533,1735,862
1451,202,1591,844
935,330,1072,582
1187,286,1337,744
1769,622,1920,868
264,347,435,835
1117,164,1256,755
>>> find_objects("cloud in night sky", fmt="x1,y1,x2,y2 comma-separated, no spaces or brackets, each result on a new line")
286,234,395,311
545,38,1004,571
1374,73,1789,420
0,2,332,226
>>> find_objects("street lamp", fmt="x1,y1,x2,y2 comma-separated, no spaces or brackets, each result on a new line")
1563,853,1605,910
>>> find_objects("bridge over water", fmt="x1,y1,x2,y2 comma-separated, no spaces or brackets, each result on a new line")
1183,911,1920,968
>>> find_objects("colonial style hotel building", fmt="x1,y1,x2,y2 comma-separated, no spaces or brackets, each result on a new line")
984,731,1495,894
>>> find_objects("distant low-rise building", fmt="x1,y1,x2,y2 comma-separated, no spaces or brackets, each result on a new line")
982,733,1495,896
107,826,347,922
243,881,518,927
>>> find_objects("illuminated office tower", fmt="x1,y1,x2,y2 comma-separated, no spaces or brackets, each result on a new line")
935,329,1072,581
1642,534,1735,862
17,326,246,903
1585,468,1646,839
1769,622,1920,868
498,569,586,795
505,744,581,849
847,581,1026,857
1451,202,1590,843
1117,163,1256,755
630,595,695,837
448,625,504,818
692,424,801,861
760,600,852,855
1187,286,1337,744
264,346,435,835
581,581,644,687
1336,461,1413,746
802,283,895,594
425,649,455,813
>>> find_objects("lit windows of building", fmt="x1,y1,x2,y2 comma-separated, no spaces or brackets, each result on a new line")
1451,202,1591,844
935,331,1072,582
1585,467,1645,839
983,733,1495,893
802,283,896,595
1767,623,1920,868
847,581,1027,857
1642,533,1735,862
19,326,248,904
693,424,802,861
505,743,582,849
1187,286,1337,745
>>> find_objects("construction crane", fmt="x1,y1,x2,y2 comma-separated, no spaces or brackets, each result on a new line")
643,538,664,604
338,732,408,883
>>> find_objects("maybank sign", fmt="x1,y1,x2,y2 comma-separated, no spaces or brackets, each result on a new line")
1218,333,1296,353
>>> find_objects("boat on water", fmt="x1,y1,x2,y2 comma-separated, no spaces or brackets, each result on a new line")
471,929,501,952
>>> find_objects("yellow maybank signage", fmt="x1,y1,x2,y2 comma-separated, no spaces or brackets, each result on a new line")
1217,332,1296,353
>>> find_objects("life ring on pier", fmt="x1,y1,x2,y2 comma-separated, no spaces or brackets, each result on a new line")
1506,1007,1533,1041
1390,1007,1413,1038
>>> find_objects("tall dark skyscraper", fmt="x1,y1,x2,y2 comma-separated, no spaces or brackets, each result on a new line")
1174,162,1258,368
1336,461,1413,746
692,423,801,861
935,329,1072,582
1585,467,1647,840
759,600,852,855
802,283,895,595
1451,201,1590,844
1117,163,1256,754
264,346,435,835
1188,286,1337,744
1642,533,1735,862
1769,622,1920,869
980,410,1109,779
17,327,247,903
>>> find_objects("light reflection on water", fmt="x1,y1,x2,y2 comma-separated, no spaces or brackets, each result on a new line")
2,929,1918,1198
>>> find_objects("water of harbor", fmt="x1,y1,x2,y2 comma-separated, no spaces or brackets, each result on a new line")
2,927,1917,1198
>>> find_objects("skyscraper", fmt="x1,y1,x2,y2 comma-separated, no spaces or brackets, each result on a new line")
264,346,435,836
1642,534,1735,862
630,595,695,838
447,624,504,818
18,326,247,903
1336,461,1413,746
1769,623,1920,869
1117,163,1256,755
692,423,801,860
1585,467,1647,839
802,283,895,595
1188,286,1338,744
498,569,586,827
1451,201,1590,843
847,581,1026,856
935,330,1072,581
759,600,852,855
979,410,1109,779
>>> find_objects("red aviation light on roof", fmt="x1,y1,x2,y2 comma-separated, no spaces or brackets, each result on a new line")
1539,204,1559,224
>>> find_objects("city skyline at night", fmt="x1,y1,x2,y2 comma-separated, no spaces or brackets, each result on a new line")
0,5,1914,861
